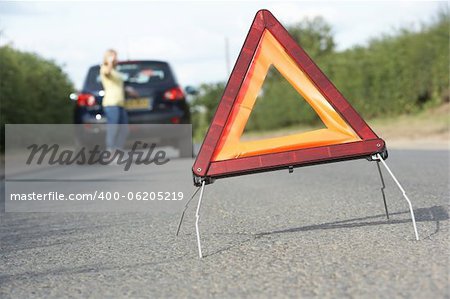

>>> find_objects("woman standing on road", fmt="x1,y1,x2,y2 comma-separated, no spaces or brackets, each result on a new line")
100,49,129,152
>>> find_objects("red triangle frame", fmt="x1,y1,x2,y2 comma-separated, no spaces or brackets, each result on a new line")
193,9,386,185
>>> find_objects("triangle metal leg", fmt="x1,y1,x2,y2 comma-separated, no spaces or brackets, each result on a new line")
376,161,390,220
176,186,201,236
195,181,206,258
375,154,419,240
175,180,206,258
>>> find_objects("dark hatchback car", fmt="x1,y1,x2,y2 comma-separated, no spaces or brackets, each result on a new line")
72,60,193,156
74,60,191,125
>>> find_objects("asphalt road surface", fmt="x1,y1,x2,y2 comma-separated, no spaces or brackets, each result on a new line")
1,149,449,298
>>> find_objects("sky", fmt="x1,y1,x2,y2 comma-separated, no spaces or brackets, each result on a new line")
0,1,445,90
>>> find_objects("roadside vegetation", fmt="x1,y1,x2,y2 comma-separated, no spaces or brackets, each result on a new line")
191,9,449,141
0,45,74,151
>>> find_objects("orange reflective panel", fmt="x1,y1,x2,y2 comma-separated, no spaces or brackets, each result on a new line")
211,30,361,161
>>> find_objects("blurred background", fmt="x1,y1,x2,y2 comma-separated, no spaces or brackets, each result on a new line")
0,1,448,151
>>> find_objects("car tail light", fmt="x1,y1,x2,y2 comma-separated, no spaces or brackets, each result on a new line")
164,86,185,101
77,93,96,107
170,116,181,124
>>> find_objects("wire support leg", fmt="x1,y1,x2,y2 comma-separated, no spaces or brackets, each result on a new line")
376,154,419,241
176,186,201,236
376,161,390,220
195,181,206,258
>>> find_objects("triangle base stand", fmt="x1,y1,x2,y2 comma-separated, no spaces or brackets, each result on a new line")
177,155,419,259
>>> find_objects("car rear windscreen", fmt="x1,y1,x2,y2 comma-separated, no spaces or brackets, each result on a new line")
84,62,172,91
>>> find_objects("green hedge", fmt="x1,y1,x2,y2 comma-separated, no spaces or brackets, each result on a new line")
0,45,74,150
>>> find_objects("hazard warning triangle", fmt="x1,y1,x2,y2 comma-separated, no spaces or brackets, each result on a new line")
193,9,386,185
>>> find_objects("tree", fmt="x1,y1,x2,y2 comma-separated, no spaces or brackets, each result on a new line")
287,16,336,58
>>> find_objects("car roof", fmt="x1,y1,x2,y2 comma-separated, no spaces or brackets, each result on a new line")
120,60,169,64
89,60,169,69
